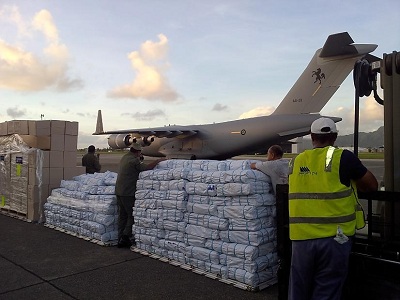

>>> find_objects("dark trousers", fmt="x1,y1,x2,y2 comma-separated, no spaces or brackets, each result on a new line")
116,195,135,240
289,237,352,300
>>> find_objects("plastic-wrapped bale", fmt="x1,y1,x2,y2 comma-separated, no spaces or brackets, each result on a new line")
133,159,279,290
44,171,119,245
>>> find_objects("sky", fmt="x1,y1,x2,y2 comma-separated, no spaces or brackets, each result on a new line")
0,1,399,149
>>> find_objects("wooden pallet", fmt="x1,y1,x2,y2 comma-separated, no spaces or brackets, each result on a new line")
130,246,277,292
0,207,31,222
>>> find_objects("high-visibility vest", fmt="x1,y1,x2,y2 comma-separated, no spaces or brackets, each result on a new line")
288,146,358,240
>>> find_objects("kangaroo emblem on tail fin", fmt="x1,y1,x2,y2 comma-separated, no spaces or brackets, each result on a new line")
312,68,325,84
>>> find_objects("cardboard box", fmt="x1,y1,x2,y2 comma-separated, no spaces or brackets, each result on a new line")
11,153,29,178
49,151,64,167
64,166,85,180
64,151,77,168
10,176,28,214
48,183,60,194
50,134,65,151
64,135,78,151
27,200,41,222
0,154,11,208
0,122,8,136
20,135,51,150
28,150,50,168
65,121,78,136
51,120,66,135
28,184,49,204
28,166,49,185
9,193,27,213
49,167,64,185
27,184,49,222
29,120,51,136
0,153,11,175
7,120,29,135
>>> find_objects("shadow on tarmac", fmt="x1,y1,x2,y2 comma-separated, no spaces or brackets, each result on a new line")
0,214,278,300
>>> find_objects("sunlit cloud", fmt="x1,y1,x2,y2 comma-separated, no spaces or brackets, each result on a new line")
239,106,275,119
107,34,179,102
325,95,384,135
32,9,59,42
0,7,83,92
0,5,28,37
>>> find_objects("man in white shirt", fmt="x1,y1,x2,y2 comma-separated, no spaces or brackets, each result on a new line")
250,145,289,195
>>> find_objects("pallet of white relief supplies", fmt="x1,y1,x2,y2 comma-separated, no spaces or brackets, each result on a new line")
44,223,118,247
130,246,278,292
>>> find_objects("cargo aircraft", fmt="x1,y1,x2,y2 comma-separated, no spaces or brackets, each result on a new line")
93,32,377,159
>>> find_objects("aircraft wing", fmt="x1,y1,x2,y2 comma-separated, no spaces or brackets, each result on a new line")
96,127,198,138
93,110,198,138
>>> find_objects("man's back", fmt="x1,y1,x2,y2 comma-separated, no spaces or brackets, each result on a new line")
115,152,145,196
82,152,101,174
254,159,288,194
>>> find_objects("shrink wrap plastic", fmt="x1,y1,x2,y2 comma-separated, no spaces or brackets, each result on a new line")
0,134,46,220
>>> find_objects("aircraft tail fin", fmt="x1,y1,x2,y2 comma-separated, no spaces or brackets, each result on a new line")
94,110,104,135
272,32,377,115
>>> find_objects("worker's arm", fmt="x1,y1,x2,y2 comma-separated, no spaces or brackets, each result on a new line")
250,162,258,170
144,158,167,170
355,170,378,192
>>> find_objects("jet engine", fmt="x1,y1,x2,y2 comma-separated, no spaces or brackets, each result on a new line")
142,136,155,146
108,134,156,149
107,134,137,149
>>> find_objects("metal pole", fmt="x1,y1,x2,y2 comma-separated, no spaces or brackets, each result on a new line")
391,52,400,192
354,87,359,157
382,53,394,191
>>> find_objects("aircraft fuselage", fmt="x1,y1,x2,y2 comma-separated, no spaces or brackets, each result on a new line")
140,114,328,159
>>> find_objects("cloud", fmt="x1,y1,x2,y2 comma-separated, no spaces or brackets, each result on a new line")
32,9,59,42
0,7,83,92
56,77,84,92
77,112,96,118
212,103,228,112
0,5,28,37
7,106,26,118
360,95,384,124
107,34,179,102
239,106,275,119
121,109,166,121
325,95,384,135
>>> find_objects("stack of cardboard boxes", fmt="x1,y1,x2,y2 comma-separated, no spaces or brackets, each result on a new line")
0,120,85,222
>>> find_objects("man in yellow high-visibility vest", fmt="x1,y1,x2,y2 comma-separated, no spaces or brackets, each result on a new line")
288,117,378,300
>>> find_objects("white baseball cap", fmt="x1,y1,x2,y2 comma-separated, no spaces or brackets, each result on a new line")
311,117,338,134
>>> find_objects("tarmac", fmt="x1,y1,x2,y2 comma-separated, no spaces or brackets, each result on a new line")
0,213,279,300
0,155,383,300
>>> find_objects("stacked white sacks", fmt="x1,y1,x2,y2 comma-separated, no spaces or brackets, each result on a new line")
44,171,119,244
133,159,278,288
